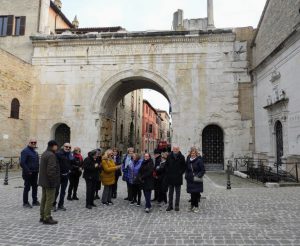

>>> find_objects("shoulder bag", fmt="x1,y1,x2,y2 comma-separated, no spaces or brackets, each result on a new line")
190,161,203,183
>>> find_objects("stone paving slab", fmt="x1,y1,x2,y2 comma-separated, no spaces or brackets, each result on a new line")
0,175,300,245
205,172,264,188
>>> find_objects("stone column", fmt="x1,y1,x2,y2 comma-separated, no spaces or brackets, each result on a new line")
39,0,50,34
207,0,215,29
173,9,184,31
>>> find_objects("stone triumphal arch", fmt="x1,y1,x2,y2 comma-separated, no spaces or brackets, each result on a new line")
30,29,254,169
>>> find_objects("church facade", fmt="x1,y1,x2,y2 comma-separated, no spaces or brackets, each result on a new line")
251,0,300,164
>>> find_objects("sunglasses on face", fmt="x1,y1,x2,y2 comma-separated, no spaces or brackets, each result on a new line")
30,142,37,144
64,146,71,149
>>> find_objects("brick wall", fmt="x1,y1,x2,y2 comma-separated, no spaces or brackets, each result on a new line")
0,49,35,156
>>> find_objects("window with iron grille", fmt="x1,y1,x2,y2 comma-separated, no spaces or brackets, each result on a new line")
10,98,20,119
202,125,224,165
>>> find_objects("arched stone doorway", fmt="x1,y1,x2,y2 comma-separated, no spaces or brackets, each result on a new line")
54,123,71,148
91,69,178,152
202,124,224,170
275,120,283,165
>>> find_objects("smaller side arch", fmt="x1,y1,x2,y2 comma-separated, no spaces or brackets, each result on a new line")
51,123,71,148
202,124,224,170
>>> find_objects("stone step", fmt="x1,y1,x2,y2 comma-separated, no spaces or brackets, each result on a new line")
204,163,224,171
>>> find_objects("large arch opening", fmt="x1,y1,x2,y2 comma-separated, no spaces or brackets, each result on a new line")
93,70,176,154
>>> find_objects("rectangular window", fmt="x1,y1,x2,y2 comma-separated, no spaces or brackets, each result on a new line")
15,17,21,35
0,16,8,36
149,124,153,133
0,15,13,36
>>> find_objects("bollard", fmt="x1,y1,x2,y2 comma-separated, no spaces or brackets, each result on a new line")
227,160,232,190
4,161,9,185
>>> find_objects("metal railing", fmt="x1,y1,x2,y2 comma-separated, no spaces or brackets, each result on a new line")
234,158,300,183
0,157,21,185
274,162,299,183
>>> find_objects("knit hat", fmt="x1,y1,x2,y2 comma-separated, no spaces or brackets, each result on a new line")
48,140,58,147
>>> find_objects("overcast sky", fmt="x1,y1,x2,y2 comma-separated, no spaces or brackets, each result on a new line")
61,0,266,113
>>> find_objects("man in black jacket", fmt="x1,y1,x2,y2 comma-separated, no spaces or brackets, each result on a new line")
20,138,40,208
39,140,60,224
53,143,73,211
165,145,186,212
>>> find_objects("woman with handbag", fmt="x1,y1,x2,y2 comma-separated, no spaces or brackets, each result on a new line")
185,147,205,213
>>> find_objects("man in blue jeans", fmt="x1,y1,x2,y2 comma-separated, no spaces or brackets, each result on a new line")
20,138,40,208
53,143,73,211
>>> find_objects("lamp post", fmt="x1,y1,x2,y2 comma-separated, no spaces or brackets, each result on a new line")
227,160,232,190
2,134,9,185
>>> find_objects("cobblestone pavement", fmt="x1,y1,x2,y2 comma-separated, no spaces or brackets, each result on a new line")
0,174,300,246
0,170,22,180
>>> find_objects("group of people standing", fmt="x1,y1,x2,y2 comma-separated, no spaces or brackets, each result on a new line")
121,146,205,213
20,139,205,225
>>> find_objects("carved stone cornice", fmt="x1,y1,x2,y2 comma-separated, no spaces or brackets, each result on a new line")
31,32,236,48
264,98,289,110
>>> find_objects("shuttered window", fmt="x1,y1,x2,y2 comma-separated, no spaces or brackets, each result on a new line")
0,15,14,36
15,16,26,36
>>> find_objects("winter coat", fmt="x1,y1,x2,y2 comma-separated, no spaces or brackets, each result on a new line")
113,154,122,177
153,155,161,179
165,151,186,186
20,146,39,175
38,149,60,188
83,156,98,181
56,150,73,175
101,158,118,186
185,156,205,193
128,159,143,184
122,154,132,182
138,159,154,191
95,156,102,179
156,160,168,192
70,153,83,176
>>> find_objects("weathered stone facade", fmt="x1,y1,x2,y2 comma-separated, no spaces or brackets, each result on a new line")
29,29,254,168
252,0,300,164
0,0,262,170
0,49,36,156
